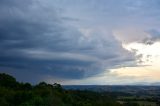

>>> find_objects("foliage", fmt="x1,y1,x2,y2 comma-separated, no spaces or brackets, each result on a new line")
0,73,140,106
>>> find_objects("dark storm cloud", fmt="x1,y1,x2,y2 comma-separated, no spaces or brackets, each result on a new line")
143,29,160,45
0,0,135,83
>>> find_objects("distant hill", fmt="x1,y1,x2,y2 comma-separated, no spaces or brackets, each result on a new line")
150,82,160,85
63,85,160,96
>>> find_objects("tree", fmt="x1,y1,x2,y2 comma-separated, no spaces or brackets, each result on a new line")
0,73,18,88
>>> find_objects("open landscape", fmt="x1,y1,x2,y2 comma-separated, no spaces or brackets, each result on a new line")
0,0,160,106
1,73,160,106
64,85,160,106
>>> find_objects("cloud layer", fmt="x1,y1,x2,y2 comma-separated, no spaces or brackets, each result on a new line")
0,0,136,83
1,0,160,84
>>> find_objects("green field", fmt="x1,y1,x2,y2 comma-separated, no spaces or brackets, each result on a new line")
135,101,157,106
118,101,157,106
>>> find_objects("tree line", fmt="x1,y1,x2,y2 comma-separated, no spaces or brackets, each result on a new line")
0,73,140,106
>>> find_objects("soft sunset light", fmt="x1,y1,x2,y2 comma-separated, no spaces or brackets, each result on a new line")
0,0,160,85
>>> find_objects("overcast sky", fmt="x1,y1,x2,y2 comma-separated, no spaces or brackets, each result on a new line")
0,0,160,85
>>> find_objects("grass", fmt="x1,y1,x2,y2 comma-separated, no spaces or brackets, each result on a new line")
135,101,157,106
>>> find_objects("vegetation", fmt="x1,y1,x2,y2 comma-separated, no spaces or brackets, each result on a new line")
0,73,155,106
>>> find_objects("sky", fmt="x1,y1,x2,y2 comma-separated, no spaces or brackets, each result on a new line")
0,0,160,85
